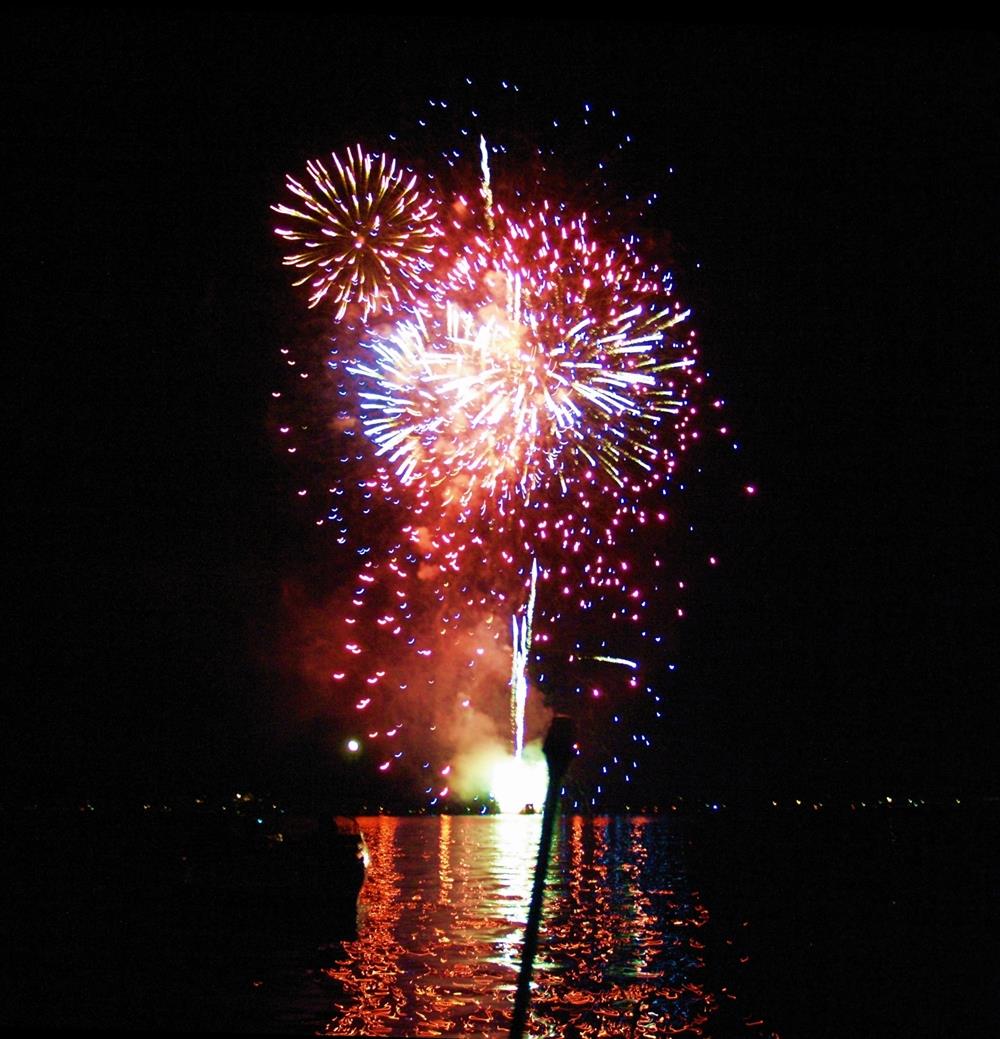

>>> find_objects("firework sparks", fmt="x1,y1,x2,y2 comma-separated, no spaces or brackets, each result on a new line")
590,656,639,669
273,145,440,319
350,283,694,509
274,97,711,806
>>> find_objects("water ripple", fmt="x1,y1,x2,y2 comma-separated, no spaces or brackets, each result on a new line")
316,815,766,1037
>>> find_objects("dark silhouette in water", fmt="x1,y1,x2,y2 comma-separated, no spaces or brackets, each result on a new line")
511,714,575,1039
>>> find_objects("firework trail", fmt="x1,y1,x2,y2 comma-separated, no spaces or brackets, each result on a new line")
274,96,710,807
509,557,538,760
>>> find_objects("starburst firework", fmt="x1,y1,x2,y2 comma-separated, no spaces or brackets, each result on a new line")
273,145,439,319
349,201,695,515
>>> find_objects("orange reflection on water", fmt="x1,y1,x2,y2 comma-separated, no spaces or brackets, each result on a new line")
533,816,714,1037
323,816,406,1035
321,815,747,1037
438,814,452,906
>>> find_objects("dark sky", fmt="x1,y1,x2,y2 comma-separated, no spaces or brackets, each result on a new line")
5,20,997,804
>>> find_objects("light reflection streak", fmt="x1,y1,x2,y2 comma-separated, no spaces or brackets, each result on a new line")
324,816,405,1035
437,813,452,906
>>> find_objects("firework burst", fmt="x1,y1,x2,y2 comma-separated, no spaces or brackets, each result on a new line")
273,101,715,808
273,145,440,319
347,193,696,514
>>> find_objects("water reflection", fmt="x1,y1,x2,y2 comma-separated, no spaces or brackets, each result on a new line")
321,815,747,1037
323,816,406,1034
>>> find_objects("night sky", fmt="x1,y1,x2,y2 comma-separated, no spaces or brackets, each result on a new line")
6,20,997,805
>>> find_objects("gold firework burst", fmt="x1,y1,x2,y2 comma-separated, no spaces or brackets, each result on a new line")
273,145,439,319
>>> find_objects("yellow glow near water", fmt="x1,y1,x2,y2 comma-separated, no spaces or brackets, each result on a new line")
490,753,549,814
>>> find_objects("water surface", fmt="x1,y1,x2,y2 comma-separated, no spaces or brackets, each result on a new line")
19,805,994,1035
314,814,767,1037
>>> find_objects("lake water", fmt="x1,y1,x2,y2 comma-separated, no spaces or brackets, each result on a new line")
310,814,770,1037
8,806,994,1035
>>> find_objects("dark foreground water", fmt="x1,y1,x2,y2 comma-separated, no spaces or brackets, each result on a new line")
4,806,996,1035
